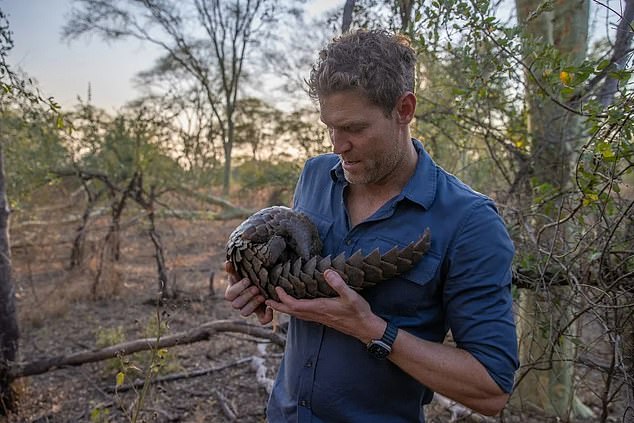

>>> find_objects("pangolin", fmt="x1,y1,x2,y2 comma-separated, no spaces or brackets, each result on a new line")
226,206,431,301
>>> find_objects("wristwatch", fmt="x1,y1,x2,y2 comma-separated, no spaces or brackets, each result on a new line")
366,321,398,359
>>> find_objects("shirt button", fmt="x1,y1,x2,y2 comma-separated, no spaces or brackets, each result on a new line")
300,400,310,408
346,239,352,245
305,360,313,368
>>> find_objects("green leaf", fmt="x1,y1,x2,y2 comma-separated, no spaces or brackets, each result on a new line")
596,141,615,158
608,70,632,82
596,59,611,71
582,193,598,206
560,86,575,97
116,371,125,387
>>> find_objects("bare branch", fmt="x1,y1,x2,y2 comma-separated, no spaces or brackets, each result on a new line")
9,319,285,380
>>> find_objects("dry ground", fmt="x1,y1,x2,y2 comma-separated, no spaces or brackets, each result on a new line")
0,185,624,422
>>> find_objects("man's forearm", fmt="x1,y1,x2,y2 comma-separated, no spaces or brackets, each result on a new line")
359,314,509,416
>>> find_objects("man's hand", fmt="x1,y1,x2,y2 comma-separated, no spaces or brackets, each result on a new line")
265,269,385,343
224,261,273,325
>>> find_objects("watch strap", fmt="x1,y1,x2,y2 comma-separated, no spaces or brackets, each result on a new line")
381,321,398,347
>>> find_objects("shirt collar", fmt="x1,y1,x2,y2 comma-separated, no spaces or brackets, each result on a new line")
403,138,437,209
328,138,437,210
329,159,344,182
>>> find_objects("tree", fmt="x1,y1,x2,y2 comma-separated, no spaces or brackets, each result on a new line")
338,0,419,35
417,1,633,419
0,9,23,414
132,52,221,180
233,97,282,160
0,137,17,414
510,0,593,418
60,103,186,299
276,107,330,159
0,7,63,413
0,110,68,210
63,0,294,195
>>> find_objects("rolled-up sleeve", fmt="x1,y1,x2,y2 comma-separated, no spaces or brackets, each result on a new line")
443,199,519,393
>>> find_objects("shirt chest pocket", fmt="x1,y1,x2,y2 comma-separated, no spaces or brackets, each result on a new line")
361,237,443,318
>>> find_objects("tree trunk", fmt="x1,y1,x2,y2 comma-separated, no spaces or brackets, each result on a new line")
0,144,19,414
70,187,102,269
223,116,234,196
342,0,356,33
513,0,593,419
146,187,170,300
397,0,414,34
623,295,634,423
223,142,232,197
597,0,634,107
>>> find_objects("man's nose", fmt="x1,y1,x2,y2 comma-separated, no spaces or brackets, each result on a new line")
331,129,351,155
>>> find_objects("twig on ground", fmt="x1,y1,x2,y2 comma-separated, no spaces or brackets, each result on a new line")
106,357,252,393
214,389,238,421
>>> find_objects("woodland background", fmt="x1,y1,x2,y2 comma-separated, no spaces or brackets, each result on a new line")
0,0,633,422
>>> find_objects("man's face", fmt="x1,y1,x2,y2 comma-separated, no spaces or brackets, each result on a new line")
319,90,409,186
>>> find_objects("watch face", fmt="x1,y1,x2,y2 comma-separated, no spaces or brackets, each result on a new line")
368,341,391,359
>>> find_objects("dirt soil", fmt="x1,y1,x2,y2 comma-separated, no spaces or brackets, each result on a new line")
0,186,622,423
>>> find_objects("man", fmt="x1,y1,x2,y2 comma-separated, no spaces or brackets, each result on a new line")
225,29,518,422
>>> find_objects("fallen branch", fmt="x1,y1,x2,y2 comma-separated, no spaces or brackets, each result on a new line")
214,388,238,421
12,207,248,233
176,186,254,219
107,357,253,393
433,394,495,423
13,207,109,229
9,320,285,380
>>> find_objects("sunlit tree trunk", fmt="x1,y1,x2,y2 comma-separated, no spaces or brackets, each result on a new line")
513,0,593,419
0,144,18,414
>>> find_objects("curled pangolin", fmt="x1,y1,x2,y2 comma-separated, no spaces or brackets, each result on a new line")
226,206,431,301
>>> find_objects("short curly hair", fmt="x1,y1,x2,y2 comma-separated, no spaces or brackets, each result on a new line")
307,29,416,116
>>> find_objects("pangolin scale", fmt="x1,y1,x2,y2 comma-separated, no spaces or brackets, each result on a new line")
226,206,431,301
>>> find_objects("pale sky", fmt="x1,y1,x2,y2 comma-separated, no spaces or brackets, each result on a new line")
3,0,344,113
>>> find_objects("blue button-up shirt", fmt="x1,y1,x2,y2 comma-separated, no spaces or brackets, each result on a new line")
267,139,518,422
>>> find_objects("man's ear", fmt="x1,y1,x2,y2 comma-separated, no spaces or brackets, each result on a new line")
395,92,416,124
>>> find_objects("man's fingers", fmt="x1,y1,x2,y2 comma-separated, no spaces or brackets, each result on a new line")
238,294,266,317
256,306,274,325
223,261,273,326
324,269,351,297
227,282,266,317
229,283,260,307
265,287,295,313
225,277,254,301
